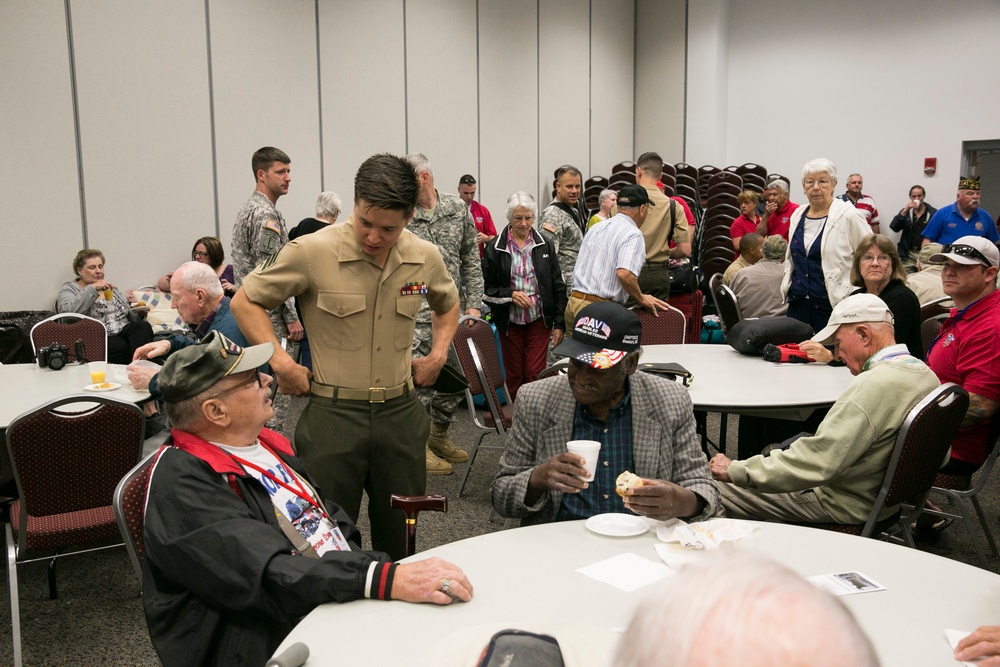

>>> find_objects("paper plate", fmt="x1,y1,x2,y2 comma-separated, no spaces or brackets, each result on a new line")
585,513,649,537
84,382,122,392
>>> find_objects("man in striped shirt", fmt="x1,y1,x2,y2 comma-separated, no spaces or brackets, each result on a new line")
565,185,669,331
838,173,881,233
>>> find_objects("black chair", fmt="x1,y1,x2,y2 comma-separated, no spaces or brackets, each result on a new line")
706,182,743,199
708,171,743,189
709,273,742,335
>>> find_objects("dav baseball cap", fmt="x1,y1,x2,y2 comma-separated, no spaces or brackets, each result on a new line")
616,184,655,208
928,235,999,268
811,294,894,345
158,331,274,402
554,302,642,368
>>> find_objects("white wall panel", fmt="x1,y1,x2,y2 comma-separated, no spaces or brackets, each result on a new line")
319,0,406,209
478,0,538,228
722,0,1000,224
1,1,82,310
404,0,479,195
71,0,214,290
538,0,590,199
634,0,686,163
210,0,321,255
685,0,728,167
589,0,634,176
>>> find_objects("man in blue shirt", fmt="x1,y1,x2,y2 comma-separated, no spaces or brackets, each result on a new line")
922,178,998,246
490,302,718,525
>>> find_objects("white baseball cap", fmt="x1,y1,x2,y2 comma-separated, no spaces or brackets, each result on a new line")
928,236,1000,268
811,294,894,345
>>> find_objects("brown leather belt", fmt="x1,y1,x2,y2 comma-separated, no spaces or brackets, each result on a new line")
310,378,413,403
570,291,609,303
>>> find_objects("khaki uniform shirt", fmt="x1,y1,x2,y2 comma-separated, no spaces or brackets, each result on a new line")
723,255,753,286
640,186,690,263
241,221,458,388
906,267,948,305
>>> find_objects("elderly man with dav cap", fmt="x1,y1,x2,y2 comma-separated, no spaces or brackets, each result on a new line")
710,293,940,525
491,301,718,526
140,331,473,667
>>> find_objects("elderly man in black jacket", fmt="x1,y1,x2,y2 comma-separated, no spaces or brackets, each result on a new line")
142,331,472,666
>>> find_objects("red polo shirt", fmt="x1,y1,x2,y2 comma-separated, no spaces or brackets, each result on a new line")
765,200,799,240
470,200,497,257
927,289,1000,465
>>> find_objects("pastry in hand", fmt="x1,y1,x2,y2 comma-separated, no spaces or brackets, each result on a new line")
616,471,643,497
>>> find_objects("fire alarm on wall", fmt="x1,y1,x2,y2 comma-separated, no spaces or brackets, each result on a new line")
924,158,937,176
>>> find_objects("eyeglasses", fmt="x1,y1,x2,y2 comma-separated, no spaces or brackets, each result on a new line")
861,254,891,265
206,370,262,400
803,179,832,188
193,250,209,258
942,243,992,266
459,176,476,185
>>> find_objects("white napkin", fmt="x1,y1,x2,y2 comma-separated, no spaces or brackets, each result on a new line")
944,628,975,666
655,517,757,549
575,553,674,592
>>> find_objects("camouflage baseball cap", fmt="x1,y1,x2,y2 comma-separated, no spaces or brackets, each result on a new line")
158,331,274,403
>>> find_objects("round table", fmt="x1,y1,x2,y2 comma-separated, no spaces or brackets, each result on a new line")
641,344,854,419
273,519,1000,666
0,362,150,428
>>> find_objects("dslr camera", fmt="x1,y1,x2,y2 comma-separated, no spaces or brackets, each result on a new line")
37,342,70,371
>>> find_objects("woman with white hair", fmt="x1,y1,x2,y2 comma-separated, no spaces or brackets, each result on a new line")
483,191,567,401
587,189,617,229
289,190,342,240
780,158,870,330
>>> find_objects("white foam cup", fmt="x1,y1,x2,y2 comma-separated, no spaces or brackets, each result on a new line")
567,440,601,481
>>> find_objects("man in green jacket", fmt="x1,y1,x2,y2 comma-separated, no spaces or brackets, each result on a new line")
709,293,940,524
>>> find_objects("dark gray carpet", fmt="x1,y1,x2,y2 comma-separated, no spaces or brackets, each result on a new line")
0,409,996,665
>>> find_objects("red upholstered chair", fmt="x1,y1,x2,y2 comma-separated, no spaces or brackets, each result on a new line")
29,313,107,363
807,383,968,544
452,316,514,496
113,448,162,588
631,305,686,345
6,395,144,667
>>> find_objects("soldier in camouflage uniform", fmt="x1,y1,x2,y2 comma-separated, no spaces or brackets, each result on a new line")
231,147,304,435
539,165,585,290
405,154,484,474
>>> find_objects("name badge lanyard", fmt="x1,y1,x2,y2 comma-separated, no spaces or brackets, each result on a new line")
229,449,329,522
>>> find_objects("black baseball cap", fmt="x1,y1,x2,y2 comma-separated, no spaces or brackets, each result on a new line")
617,184,654,208
553,302,642,368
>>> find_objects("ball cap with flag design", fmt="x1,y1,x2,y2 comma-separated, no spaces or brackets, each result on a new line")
810,294,894,346
158,330,274,403
553,302,642,369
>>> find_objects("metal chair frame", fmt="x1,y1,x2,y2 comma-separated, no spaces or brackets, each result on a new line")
452,316,514,496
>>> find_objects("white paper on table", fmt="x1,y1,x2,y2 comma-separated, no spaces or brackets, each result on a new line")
806,571,885,597
575,553,674,592
945,628,976,667
655,517,757,549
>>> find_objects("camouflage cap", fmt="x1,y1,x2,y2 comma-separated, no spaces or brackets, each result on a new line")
158,331,274,403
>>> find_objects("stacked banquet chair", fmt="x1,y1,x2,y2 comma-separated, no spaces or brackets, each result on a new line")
696,170,744,285
583,175,609,218
736,163,768,195
659,162,676,197
673,162,699,219
608,161,637,193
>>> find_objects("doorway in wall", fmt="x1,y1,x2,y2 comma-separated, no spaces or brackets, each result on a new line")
962,140,1000,223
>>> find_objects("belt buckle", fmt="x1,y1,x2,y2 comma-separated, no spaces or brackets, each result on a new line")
368,387,386,403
